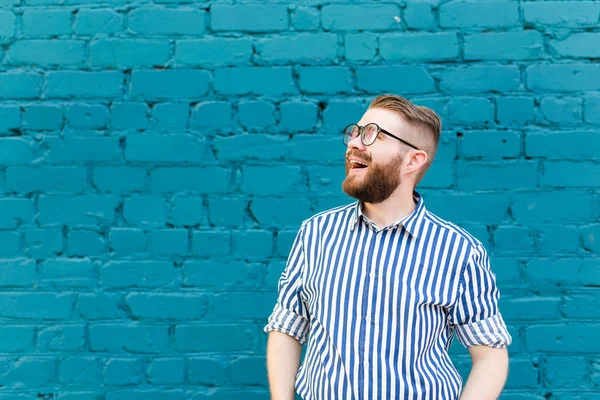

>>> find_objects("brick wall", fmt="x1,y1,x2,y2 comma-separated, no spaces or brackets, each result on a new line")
0,0,599,399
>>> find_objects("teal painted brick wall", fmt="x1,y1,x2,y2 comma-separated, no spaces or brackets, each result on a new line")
0,0,599,398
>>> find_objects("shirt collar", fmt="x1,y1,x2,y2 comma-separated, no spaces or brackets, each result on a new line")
348,191,426,238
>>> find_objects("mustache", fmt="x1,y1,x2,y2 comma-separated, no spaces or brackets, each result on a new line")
346,150,371,163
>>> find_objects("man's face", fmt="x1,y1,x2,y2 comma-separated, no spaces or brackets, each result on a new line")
342,108,409,204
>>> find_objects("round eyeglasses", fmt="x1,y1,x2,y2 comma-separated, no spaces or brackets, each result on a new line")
343,123,420,150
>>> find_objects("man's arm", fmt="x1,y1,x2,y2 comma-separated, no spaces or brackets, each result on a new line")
459,345,509,400
267,331,302,400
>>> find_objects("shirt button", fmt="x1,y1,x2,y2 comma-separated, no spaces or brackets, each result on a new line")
369,272,375,279
364,360,369,368
365,316,371,322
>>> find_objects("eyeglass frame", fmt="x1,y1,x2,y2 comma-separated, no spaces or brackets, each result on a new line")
343,123,420,151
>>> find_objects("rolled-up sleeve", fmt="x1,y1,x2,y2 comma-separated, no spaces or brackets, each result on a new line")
263,225,310,344
450,244,512,349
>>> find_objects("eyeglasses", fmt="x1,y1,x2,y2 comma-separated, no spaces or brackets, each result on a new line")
343,123,420,150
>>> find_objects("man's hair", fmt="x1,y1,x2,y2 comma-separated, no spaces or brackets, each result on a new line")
369,94,442,184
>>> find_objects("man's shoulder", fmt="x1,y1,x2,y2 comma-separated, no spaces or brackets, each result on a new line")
300,201,357,229
422,208,485,250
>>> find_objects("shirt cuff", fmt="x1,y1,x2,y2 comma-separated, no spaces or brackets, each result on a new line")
263,303,310,345
455,313,512,349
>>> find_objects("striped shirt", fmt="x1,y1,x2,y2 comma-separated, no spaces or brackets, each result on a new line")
264,191,511,400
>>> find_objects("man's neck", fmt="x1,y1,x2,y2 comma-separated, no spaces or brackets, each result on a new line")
361,187,417,230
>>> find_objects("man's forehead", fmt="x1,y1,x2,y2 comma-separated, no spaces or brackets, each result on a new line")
358,107,406,131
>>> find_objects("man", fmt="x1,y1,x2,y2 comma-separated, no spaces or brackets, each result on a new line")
264,94,511,400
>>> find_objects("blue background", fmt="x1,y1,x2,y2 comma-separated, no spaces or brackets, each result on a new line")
0,0,599,398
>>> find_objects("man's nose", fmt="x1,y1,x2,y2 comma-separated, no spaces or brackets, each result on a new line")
347,133,366,151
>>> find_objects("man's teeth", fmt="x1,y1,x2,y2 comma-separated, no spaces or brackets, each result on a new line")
350,160,368,167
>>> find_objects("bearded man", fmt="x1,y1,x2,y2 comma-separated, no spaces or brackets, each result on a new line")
264,94,511,400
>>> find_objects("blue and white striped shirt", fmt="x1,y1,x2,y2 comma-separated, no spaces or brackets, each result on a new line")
264,192,511,400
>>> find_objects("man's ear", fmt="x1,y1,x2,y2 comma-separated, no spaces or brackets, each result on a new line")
404,150,428,174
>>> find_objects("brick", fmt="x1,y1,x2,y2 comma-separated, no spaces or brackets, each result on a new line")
206,197,245,227
422,192,511,225
544,356,587,389
23,104,63,130
170,196,206,227
0,129,32,158
523,2,600,28
404,1,436,30
38,325,85,351
89,324,169,353
550,33,600,59
496,97,535,126
0,326,34,352
527,64,600,92
449,97,493,126
189,390,267,400
538,97,582,125
537,224,579,254
93,166,145,193
152,103,189,131
465,31,544,60
190,101,232,131
280,101,318,132
42,258,96,288
0,357,55,387
213,134,289,161
183,260,264,289
39,195,118,226
59,357,101,385
276,230,297,258
65,104,110,129
210,4,287,32
6,167,86,193
381,33,459,61
356,66,435,94
308,165,346,195
581,224,600,253
584,95,600,125
148,229,188,256
46,71,123,99
101,260,177,289
214,67,295,96
256,33,337,63
44,137,121,163
0,10,16,38
298,67,352,94
131,70,210,100
504,358,539,389
0,198,34,228
419,161,454,189
0,72,42,99
75,9,123,35
123,196,166,226
457,161,537,190
230,356,266,385
562,293,600,319
292,7,319,31
91,39,169,68
0,258,36,287
0,292,75,319
494,226,536,254
176,38,252,67
231,230,272,259
129,7,205,35
289,135,341,162
461,130,520,158
241,166,304,195
511,191,592,223
175,324,258,352
0,106,20,133
525,130,600,159
8,40,85,67
151,167,229,193
238,101,276,129
110,103,148,131
126,135,211,162
78,292,122,320
439,1,519,29
251,197,312,227
68,230,106,256
103,358,143,386
191,231,231,258
189,357,227,385
501,297,560,321
126,293,208,319
22,9,71,36
147,358,184,385
109,228,146,254
0,231,20,256
212,292,273,320
344,33,377,62
542,161,600,188
492,257,521,286
526,324,600,353
440,66,521,93
322,4,399,31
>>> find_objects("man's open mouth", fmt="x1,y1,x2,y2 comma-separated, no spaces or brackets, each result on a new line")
349,159,369,169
